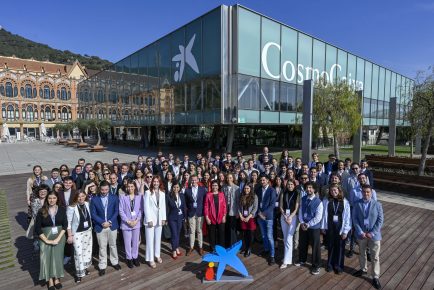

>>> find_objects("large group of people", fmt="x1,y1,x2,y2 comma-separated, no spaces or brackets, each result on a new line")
26,147,384,290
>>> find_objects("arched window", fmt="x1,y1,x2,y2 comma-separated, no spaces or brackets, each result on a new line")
44,86,50,99
51,89,55,99
27,106,34,121
33,88,37,98
67,91,71,100
45,107,52,120
61,87,67,100
123,110,129,121
61,107,68,121
25,84,32,98
97,89,104,103
5,82,13,97
110,91,117,103
0,85,4,96
97,109,104,120
7,105,14,120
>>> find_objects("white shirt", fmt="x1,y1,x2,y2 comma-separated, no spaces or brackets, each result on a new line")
192,186,198,200
64,189,71,206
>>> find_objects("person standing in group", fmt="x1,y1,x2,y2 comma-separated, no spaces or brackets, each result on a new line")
238,183,258,257
27,184,49,251
352,185,384,290
279,180,299,269
143,176,166,268
26,165,47,223
296,182,323,275
204,180,227,252
184,175,207,256
66,190,93,283
256,174,277,266
166,183,186,259
321,184,351,274
119,180,143,268
35,191,67,290
90,181,121,276
222,173,240,247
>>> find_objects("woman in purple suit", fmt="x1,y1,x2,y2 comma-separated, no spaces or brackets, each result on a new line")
119,180,143,268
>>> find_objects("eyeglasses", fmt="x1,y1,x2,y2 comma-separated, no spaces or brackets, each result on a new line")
103,173,110,175
301,177,308,180
352,167,359,170
146,175,153,178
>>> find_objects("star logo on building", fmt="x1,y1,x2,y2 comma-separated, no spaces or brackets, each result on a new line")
172,34,199,82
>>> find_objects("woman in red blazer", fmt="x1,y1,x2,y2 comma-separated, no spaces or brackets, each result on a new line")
204,180,227,252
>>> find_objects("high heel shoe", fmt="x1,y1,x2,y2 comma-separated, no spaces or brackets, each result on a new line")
244,249,251,257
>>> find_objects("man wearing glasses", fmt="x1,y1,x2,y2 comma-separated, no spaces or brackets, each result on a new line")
109,173,121,196
344,162,361,199
159,161,173,180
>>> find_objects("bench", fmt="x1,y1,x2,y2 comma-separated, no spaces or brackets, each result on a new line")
87,147,107,152
373,171,434,198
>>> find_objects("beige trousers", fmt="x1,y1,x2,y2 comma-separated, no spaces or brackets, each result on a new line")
188,216,203,249
358,238,381,278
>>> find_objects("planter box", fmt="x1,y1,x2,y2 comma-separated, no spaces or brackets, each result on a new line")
373,171,434,198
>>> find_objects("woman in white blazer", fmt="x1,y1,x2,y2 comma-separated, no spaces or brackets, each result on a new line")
143,176,166,268
66,190,92,283
320,184,351,274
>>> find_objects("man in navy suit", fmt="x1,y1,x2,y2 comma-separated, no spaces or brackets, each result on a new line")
324,154,339,175
91,181,121,276
256,174,277,265
117,163,133,184
352,184,383,290
184,175,207,256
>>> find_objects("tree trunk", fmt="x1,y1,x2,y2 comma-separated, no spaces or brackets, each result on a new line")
333,132,340,160
68,131,72,141
80,132,84,143
96,129,101,146
321,126,328,147
410,139,414,159
418,117,434,176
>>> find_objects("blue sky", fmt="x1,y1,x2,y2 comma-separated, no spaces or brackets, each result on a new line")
1,0,433,78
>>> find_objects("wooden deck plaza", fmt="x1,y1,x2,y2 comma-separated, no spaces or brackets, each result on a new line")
0,173,433,290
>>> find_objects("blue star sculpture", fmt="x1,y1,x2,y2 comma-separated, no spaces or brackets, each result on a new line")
202,240,249,281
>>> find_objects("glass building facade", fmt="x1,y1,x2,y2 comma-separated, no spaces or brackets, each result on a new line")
78,5,412,131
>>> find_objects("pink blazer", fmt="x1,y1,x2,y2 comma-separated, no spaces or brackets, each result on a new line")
204,192,227,224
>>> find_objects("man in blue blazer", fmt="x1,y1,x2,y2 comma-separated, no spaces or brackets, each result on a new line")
91,181,121,276
352,184,383,290
117,163,133,184
184,175,207,256
256,174,277,266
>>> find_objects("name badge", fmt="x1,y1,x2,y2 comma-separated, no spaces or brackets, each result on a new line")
243,210,249,217
178,209,183,215
275,202,279,208
83,221,89,228
51,227,58,235
193,202,198,208
303,213,307,219
260,202,263,208
333,215,339,223
131,211,136,217
285,209,291,216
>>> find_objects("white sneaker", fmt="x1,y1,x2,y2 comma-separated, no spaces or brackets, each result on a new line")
63,256,71,265
280,264,288,269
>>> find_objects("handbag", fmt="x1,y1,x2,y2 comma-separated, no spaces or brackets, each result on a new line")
26,217,35,239
162,224,172,240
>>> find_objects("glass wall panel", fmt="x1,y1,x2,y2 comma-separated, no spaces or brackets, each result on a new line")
279,82,296,112
297,33,312,84
391,72,396,98
312,40,325,83
238,8,261,77
296,84,303,112
202,9,221,76
364,62,372,99
347,54,356,89
159,36,171,87
260,78,279,111
280,27,298,84
337,49,347,82
325,45,337,84
185,19,202,81
238,74,260,110
363,98,370,117
371,64,379,99
261,18,281,80
356,57,365,92
385,70,391,101
378,67,385,101
130,53,138,74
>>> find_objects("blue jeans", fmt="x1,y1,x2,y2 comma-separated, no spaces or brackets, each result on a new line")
258,218,274,257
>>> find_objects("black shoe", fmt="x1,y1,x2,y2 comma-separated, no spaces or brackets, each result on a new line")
113,264,121,271
325,266,332,272
133,258,140,267
372,278,382,289
259,250,270,257
244,249,251,257
99,269,105,276
352,269,367,277
85,269,90,276
54,283,62,289
127,259,133,269
367,252,372,262
48,286,55,290
311,268,320,275
268,257,275,266
346,250,354,258
75,277,81,283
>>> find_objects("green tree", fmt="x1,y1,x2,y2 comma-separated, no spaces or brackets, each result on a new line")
52,123,66,139
313,79,362,159
73,119,91,143
406,67,434,176
63,122,74,141
89,119,111,146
